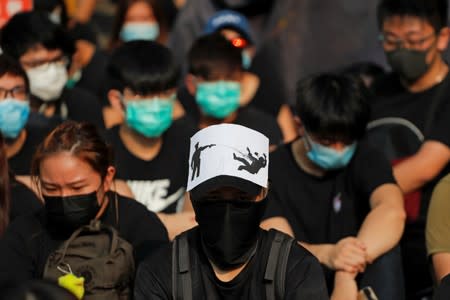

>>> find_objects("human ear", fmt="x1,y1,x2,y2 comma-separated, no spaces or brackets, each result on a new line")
185,74,197,96
294,116,305,137
108,89,124,111
437,27,450,51
102,166,116,193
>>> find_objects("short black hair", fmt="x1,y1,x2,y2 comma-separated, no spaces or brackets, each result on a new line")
0,11,75,60
377,0,448,32
296,73,371,142
188,33,242,80
0,54,30,93
106,40,179,95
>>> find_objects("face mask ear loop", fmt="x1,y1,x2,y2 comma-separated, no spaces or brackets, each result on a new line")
119,92,127,111
303,132,313,152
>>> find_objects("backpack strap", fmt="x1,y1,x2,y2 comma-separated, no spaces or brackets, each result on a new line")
264,230,294,300
172,233,193,300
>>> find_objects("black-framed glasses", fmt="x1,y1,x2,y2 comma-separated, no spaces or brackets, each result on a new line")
378,32,436,50
0,86,28,99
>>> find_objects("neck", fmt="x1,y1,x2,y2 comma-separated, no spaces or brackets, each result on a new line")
210,260,249,282
406,56,449,93
119,125,162,161
239,72,260,106
198,111,238,129
5,130,27,159
291,138,326,177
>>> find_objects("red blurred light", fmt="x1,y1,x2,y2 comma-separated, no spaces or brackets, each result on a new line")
231,37,248,49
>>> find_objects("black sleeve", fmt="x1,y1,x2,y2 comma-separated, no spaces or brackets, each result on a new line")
427,97,450,147
134,244,172,300
263,146,290,221
9,181,42,222
262,189,285,220
285,244,329,299
353,142,396,201
118,198,169,263
0,218,36,283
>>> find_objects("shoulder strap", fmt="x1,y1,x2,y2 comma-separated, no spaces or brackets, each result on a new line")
172,233,193,300
264,230,294,300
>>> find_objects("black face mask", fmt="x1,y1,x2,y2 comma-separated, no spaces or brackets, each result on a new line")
44,191,101,231
385,47,431,82
192,198,267,270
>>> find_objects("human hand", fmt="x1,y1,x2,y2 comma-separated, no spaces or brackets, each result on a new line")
328,237,367,273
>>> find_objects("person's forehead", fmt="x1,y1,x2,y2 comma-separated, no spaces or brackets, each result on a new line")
20,44,63,62
126,1,154,19
382,15,436,36
0,73,25,88
40,152,99,182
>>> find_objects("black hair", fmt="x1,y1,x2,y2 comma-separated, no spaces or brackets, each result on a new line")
295,73,371,142
0,55,30,93
109,0,169,49
339,61,386,88
106,40,179,95
188,33,242,80
33,0,69,27
0,11,75,60
377,0,448,32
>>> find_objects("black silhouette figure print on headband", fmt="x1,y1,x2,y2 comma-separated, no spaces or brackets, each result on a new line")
191,142,216,181
233,147,267,174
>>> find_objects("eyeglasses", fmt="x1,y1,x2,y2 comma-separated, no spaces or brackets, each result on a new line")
0,86,28,99
379,32,436,50
21,55,69,69
230,37,248,49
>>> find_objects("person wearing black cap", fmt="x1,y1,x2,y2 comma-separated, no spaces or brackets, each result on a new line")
134,123,328,299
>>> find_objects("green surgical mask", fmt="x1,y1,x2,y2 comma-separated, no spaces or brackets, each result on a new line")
195,81,241,119
125,96,174,138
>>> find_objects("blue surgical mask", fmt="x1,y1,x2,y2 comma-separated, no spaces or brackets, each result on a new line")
242,50,252,70
0,98,30,139
120,22,160,42
196,81,241,119
304,135,357,170
125,96,174,138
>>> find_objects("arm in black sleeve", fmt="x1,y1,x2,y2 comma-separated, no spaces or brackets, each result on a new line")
285,244,330,299
0,218,36,283
134,245,172,300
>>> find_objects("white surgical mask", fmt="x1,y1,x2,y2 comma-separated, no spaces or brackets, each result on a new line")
26,62,68,102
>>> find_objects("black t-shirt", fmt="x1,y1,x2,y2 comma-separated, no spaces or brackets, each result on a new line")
264,140,395,244
371,72,450,215
177,88,282,145
0,192,168,283
434,273,450,300
8,113,55,176
105,117,196,213
134,227,329,300
31,87,105,131
75,49,109,101
9,180,42,222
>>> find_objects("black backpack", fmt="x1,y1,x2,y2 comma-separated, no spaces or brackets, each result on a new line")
171,229,294,300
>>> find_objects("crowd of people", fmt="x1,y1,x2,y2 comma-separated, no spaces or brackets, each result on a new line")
0,0,449,299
